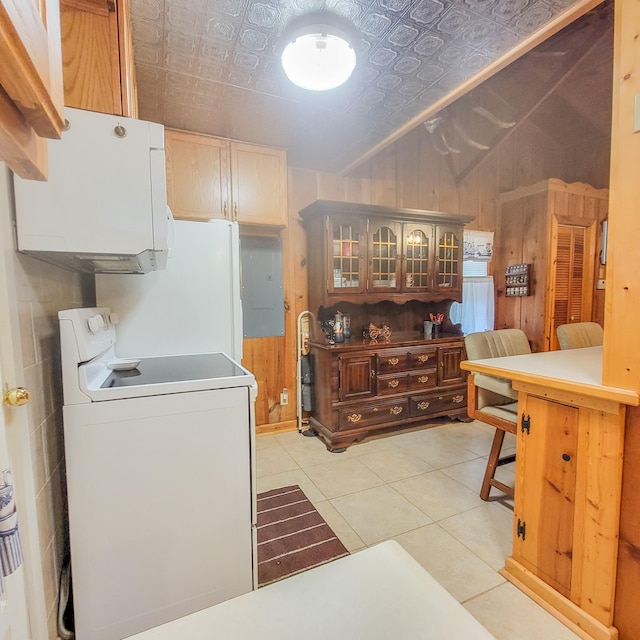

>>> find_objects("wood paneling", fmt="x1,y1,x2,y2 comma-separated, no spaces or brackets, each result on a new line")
615,405,640,638
602,0,640,393
493,180,605,352
608,4,640,637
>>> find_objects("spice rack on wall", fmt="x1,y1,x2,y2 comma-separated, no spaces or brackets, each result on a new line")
505,263,531,297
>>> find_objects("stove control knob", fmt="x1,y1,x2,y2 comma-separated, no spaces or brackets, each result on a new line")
87,314,105,333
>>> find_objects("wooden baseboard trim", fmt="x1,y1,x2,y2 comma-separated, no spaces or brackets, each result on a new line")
256,419,298,436
500,558,618,640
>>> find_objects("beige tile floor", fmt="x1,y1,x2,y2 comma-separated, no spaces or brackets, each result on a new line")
256,420,581,640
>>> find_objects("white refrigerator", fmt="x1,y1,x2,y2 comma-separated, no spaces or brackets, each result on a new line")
96,219,243,361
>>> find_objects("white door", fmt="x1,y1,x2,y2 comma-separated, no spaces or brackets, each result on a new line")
0,361,30,639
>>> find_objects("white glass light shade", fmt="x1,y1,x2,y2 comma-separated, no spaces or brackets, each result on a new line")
281,30,356,91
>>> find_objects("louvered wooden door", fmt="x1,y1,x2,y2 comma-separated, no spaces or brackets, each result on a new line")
547,223,595,350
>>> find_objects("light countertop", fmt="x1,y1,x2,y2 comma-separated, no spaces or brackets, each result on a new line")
124,541,495,640
461,346,638,406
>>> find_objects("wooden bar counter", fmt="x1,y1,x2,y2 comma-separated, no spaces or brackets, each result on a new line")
461,347,639,640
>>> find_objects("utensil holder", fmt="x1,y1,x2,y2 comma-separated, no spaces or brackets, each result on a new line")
423,321,434,339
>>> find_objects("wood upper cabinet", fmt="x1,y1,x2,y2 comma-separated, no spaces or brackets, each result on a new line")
495,179,607,352
301,200,472,312
165,129,287,227
231,142,287,226
165,129,230,221
0,0,65,179
60,0,137,117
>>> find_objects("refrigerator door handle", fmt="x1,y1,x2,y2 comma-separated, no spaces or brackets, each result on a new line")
166,206,176,257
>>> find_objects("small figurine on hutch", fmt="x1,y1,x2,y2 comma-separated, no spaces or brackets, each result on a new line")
368,323,391,343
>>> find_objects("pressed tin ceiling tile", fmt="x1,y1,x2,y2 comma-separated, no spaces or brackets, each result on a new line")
130,0,612,172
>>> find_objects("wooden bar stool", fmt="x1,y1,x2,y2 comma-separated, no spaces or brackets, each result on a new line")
464,329,531,500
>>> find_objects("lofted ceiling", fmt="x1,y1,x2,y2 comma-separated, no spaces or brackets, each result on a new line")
129,0,612,174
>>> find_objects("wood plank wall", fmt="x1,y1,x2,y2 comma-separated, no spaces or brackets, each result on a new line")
251,112,609,433
608,2,640,638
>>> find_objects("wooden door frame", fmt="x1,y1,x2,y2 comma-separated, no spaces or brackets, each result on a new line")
0,165,48,638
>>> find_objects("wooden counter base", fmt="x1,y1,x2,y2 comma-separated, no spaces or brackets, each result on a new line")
460,347,635,640
500,559,618,640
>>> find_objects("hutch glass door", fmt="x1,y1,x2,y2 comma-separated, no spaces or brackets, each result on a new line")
435,226,462,292
369,221,401,292
328,218,365,294
402,224,432,292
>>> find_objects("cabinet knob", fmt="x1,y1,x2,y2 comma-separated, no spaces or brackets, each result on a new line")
347,413,362,423
389,406,403,416
388,379,399,388
452,395,464,403
418,375,429,384
417,401,430,410
388,357,399,366
417,355,430,363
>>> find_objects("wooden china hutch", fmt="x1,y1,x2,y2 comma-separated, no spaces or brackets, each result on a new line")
300,200,473,451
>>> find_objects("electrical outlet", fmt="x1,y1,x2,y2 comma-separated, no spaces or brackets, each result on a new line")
280,388,289,405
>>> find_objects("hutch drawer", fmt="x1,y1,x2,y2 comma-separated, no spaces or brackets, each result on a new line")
376,349,412,374
338,398,409,430
377,373,409,396
410,388,467,418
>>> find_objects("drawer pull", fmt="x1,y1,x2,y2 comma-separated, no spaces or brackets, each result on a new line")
389,406,403,416
452,395,464,403
387,357,400,366
347,413,362,423
418,375,429,384
417,355,430,363
417,401,430,410
388,379,400,388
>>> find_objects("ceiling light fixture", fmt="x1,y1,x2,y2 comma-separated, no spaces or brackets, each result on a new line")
281,17,357,91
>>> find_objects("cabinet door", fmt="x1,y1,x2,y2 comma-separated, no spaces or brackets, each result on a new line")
231,142,287,226
402,223,433,292
338,354,376,402
0,0,65,179
327,217,366,295
165,130,230,221
368,220,401,293
514,395,578,598
60,0,129,116
438,345,466,386
435,226,462,292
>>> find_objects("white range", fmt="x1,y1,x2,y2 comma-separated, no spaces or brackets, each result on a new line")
59,307,257,640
